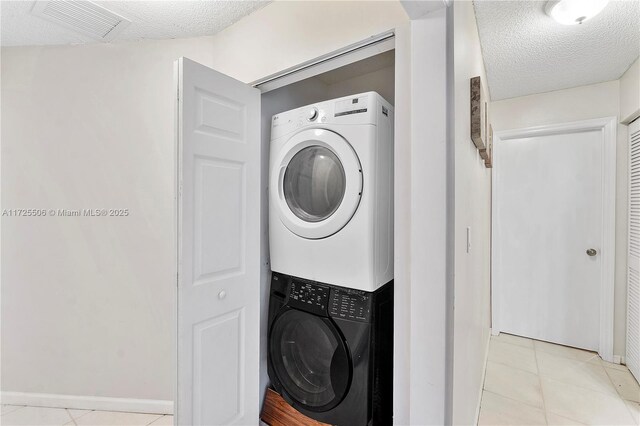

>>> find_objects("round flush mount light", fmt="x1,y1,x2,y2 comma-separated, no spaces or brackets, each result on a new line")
545,0,609,25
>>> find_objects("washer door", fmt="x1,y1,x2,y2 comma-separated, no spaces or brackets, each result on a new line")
272,129,362,239
269,309,352,411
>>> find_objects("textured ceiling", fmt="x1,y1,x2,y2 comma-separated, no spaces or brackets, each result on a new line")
473,0,640,100
1,1,270,47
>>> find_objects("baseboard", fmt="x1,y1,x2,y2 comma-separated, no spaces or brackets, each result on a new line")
0,392,173,415
474,330,492,425
612,355,626,365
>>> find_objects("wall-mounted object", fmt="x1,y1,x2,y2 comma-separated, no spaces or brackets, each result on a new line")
481,124,493,168
470,76,487,151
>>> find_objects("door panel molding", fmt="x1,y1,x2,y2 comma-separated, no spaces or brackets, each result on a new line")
176,57,260,425
491,116,616,362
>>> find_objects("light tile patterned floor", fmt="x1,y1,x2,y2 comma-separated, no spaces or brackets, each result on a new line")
479,333,640,425
3,336,639,426
0,406,172,426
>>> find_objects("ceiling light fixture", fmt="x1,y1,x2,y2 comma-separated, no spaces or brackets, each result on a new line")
545,0,609,25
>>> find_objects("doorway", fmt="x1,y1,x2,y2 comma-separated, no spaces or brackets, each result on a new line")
491,117,616,361
176,38,399,425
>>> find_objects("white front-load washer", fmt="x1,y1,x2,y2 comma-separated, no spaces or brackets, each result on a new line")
269,92,393,292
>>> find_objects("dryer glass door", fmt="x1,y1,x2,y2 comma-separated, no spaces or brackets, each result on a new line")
272,129,362,239
284,146,346,223
270,309,351,411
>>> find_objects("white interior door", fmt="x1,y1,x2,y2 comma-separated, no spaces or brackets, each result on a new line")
493,119,615,356
176,57,260,425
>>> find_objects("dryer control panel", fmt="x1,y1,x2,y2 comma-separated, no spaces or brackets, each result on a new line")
270,91,392,140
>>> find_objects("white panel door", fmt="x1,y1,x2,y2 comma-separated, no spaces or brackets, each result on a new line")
628,118,640,381
494,128,604,351
176,57,260,426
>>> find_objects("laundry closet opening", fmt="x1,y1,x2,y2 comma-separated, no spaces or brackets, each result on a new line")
256,47,396,416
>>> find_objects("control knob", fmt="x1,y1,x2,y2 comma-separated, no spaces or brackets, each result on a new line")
306,107,319,121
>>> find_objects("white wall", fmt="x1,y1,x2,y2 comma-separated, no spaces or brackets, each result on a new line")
451,2,493,424
1,36,217,402
491,80,628,358
203,0,408,84
620,57,640,124
406,9,451,425
1,0,410,407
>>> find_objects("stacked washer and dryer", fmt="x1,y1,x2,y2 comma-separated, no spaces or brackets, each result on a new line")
267,92,394,426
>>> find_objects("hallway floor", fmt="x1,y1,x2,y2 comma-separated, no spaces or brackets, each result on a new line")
479,333,640,425
0,406,173,426
3,334,639,426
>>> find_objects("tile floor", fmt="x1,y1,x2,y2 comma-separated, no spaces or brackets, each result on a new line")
479,333,640,425
3,336,639,426
0,406,173,426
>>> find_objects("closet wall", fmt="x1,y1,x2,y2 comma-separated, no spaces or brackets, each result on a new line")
259,51,395,401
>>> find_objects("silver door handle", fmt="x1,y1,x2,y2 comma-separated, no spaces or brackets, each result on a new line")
586,248,597,256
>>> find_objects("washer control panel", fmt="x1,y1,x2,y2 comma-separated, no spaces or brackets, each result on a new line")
287,280,330,316
280,273,374,321
329,288,372,322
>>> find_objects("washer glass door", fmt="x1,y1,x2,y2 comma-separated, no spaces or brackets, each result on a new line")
270,309,351,411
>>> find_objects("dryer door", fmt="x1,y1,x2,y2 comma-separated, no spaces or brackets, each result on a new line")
269,308,352,411
271,129,362,239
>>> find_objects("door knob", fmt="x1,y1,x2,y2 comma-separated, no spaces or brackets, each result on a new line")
586,248,597,257
218,290,226,300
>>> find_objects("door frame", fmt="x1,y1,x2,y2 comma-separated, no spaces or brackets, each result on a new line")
491,116,617,362
176,18,451,423
251,19,450,424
